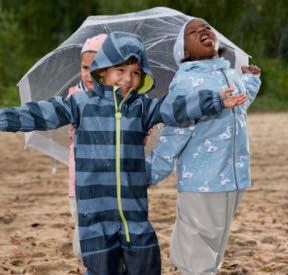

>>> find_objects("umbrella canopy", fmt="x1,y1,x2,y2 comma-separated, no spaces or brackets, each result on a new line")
17,6,250,165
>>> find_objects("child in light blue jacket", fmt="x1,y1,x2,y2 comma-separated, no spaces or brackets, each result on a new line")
147,18,261,275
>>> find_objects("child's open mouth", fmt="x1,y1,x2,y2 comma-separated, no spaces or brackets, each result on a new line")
200,33,214,46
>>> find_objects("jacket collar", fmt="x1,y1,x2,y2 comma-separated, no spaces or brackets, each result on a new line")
179,57,230,73
91,82,138,102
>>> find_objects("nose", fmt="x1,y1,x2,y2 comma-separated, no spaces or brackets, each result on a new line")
197,27,206,34
123,73,132,84
87,72,93,80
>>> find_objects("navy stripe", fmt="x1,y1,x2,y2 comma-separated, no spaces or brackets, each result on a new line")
26,102,48,130
5,109,21,132
76,185,147,200
172,95,190,127
78,210,148,226
143,96,164,130
82,246,124,274
48,98,71,126
121,231,158,247
82,104,115,117
76,158,145,172
123,105,143,118
82,103,143,118
81,233,120,252
102,37,123,64
80,231,157,253
77,131,145,145
199,90,219,115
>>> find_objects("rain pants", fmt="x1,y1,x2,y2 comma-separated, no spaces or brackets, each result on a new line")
0,32,227,275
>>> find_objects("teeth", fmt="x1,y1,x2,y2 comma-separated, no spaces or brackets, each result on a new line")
201,35,208,42
200,34,209,42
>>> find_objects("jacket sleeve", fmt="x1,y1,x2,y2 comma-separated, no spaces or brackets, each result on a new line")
145,125,193,185
141,95,166,132
241,73,261,110
159,75,224,126
0,96,77,132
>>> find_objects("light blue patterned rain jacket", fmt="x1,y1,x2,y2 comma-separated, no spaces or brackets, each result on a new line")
146,57,261,192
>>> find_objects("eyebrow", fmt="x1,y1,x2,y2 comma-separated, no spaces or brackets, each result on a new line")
185,23,210,35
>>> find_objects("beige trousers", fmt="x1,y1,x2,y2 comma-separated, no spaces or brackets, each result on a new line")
170,191,243,275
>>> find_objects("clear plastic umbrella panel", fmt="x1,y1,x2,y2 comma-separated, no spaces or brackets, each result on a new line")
17,6,250,165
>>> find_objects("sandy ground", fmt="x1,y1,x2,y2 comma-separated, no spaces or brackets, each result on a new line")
0,113,287,275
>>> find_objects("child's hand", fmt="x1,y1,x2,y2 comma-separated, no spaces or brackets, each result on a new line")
68,86,81,95
220,88,246,109
241,65,261,75
144,128,154,145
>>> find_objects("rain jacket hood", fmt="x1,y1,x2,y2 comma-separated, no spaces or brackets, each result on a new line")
173,21,189,66
173,19,220,66
90,31,154,94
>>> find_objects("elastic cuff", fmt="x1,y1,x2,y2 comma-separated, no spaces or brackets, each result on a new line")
212,93,224,113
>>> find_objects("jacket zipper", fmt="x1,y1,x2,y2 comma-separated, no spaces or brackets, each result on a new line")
220,69,239,189
113,87,131,243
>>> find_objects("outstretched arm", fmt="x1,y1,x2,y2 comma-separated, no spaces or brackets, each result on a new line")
159,75,246,127
240,65,261,110
0,96,76,132
141,75,246,131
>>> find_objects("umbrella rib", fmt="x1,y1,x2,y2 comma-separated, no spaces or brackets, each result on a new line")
56,73,81,96
145,35,176,44
145,35,177,50
149,60,176,72
81,8,183,27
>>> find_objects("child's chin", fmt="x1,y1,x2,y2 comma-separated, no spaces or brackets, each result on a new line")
86,83,95,90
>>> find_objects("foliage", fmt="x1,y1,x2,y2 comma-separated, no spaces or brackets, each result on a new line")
0,9,24,106
0,0,287,110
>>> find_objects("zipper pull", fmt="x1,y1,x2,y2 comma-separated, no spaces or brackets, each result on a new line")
115,112,122,120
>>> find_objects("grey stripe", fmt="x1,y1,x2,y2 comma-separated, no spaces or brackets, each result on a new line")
76,144,144,159
77,197,148,213
75,171,147,187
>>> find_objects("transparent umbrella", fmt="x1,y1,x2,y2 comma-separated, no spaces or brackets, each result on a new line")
17,6,250,165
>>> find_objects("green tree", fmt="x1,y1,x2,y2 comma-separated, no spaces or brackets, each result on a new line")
0,9,24,105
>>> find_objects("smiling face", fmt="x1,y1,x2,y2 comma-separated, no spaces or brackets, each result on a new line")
100,62,142,97
184,19,218,61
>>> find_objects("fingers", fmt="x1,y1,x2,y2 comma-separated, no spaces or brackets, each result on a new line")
241,65,249,73
242,64,261,75
249,65,261,74
231,94,246,106
220,87,234,98
223,93,246,109
234,94,247,106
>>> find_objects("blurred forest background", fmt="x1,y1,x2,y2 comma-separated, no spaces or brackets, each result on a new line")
0,0,287,111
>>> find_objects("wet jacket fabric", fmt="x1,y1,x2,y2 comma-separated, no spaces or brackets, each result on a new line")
146,57,261,192
68,81,87,198
0,32,227,274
